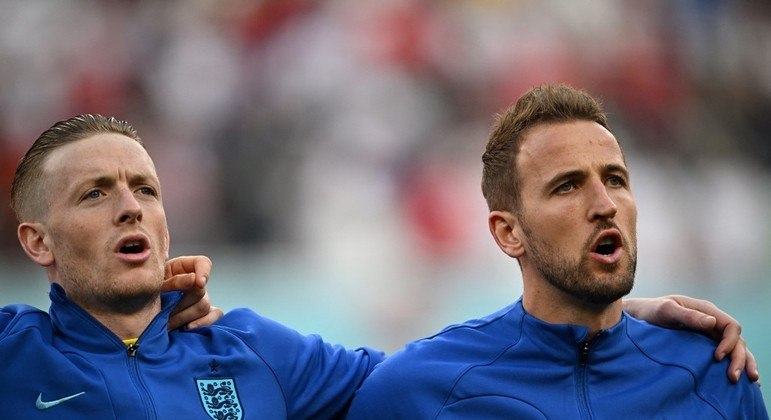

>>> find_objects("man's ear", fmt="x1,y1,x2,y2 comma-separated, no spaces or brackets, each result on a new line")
488,210,525,259
18,223,55,267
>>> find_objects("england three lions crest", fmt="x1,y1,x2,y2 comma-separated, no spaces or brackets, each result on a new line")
196,378,244,420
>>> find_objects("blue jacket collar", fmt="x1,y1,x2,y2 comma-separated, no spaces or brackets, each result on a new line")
48,283,182,354
513,298,628,363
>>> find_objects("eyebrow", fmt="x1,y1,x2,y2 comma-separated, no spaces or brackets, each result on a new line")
604,163,630,180
71,173,158,197
90,176,116,187
68,176,114,197
543,164,630,194
90,172,158,185
544,169,586,194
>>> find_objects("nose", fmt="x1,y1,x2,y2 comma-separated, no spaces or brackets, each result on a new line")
587,179,617,221
115,188,143,225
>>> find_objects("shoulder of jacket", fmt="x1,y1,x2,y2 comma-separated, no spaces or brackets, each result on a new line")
0,304,51,340
406,302,523,361
426,302,522,342
359,304,524,402
625,315,717,361
624,316,731,389
199,308,274,342
202,307,327,358
626,316,766,416
211,307,302,337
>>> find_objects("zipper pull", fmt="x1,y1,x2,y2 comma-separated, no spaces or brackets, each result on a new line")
579,340,590,366
127,343,140,357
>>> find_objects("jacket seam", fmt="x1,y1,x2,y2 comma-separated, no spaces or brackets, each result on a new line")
0,307,47,340
625,324,727,419
208,324,291,416
62,350,120,417
433,309,524,420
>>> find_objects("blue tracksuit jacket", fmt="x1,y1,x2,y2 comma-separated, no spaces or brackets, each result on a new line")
347,298,767,419
0,284,384,419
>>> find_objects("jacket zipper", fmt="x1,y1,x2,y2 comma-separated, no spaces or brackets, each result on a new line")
576,336,598,420
57,287,177,419
579,340,591,367
127,342,157,419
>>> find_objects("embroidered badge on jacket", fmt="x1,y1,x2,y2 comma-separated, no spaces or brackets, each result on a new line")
196,378,243,420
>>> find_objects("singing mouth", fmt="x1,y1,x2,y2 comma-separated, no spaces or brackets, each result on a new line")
591,230,622,257
118,237,148,253
114,235,151,262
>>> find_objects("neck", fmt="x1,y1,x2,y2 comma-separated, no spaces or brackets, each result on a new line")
48,272,165,340
521,272,622,336
85,299,162,340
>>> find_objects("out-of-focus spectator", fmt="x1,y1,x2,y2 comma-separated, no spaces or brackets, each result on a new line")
0,0,769,380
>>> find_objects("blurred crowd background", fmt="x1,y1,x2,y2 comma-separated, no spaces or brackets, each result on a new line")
0,0,769,397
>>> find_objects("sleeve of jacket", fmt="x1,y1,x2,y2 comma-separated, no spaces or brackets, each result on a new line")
0,304,47,338
346,358,421,419
0,307,11,336
347,341,452,419
215,307,386,418
741,380,768,420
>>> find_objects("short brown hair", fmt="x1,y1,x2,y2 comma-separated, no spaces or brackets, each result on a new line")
481,84,609,212
11,114,143,222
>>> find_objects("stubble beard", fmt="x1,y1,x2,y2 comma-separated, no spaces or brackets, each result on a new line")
56,243,164,315
522,222,637,307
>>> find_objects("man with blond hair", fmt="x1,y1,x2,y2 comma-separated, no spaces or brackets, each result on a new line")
2,114,383,418
1,113,760,418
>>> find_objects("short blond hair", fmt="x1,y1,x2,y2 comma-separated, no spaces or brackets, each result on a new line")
11,114,143,222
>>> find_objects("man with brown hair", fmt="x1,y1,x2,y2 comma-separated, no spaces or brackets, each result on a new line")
0,112,759,418
347,84,767,418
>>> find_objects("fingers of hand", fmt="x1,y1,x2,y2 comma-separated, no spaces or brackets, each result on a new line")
187,306,224,329
161,273,197,292
746,349,760,382
165,256,212,288
725,337,747,384
168,292,211,330
673,295,739,331
655,298,696,328
670,295,714,313
714,322,742,360
193,257,212,288
170,287,207,316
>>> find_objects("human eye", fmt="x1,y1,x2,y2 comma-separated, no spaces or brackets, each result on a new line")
606,175,627,188
82,189,104,201
137,186,157,197
554,181,575,194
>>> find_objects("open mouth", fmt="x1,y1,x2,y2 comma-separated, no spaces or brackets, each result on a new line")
120,240,146,254
592,232,621,256
115,236,150,256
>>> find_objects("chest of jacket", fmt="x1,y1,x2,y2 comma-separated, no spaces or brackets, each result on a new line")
1,328,286,419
